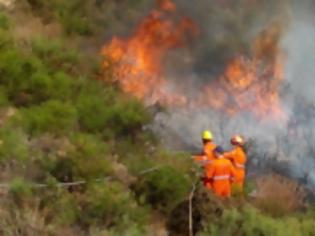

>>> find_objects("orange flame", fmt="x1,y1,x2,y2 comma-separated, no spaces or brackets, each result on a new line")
101,0,286,121
199,55,285,119
102,0,198,105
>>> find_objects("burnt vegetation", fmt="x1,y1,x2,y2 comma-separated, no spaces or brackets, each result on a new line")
0,0,313,235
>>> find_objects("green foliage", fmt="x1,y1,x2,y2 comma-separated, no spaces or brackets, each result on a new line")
0,125,29,163
112,97,151,135
0,87,9,106
199,206,315,236
38,133,111,183
68,133,112,179
9,178,33,203
0,37,79,106
22,100,77,135
76,84,151,137
42,187,80,225
24,0,151,36
31,37,80,73
80,182,149,228
76,85,116,134
54,0,93,35
25,0,93,35
0,12,10,30
135,166,191,213
0,28,12,49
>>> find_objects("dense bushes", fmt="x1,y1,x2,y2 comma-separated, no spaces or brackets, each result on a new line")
0,125,29,163
199,206,315,236
22,100,77,135
0,40,77,106
0,11,155,233
80,182,149,227
135,165,191,213
76,83,151,137
22,0,150,36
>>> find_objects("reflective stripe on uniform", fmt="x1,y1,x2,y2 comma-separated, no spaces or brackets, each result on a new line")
198,156,213,166
201,155,207,160
204,160,213,164
234,163,245,169
213,175,231,181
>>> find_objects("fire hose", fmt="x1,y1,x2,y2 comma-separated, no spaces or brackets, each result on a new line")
0,165,166,189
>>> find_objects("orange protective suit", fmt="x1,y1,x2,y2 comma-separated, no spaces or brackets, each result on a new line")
203,142,216,161
193,142,216,189
224,146,247,191
205,157,236,197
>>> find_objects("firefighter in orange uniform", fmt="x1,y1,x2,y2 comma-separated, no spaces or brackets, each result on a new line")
224,135,247,193
205,146,236,198
193,130,216,189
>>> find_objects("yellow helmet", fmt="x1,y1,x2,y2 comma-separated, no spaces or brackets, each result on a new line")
202,130,213,140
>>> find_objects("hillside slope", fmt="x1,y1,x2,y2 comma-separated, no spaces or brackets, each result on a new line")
0,1,314,236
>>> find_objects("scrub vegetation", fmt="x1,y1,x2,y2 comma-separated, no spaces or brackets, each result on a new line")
0,1,313,235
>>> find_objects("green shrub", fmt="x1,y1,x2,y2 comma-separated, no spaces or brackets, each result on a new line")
0,12,10,30
28,71,75,103
135,166,191,213
112,97,151,135
199,206,315,236
80,182,149,228
0,126,29,163
41,187,80,225
31,37,80,73
76,85,150,137
76,86,116,134
0,46,54,105
0,86,10,106
41,133,111,182
47,72,74,100
0,28,12,49
0,48,27,91
22,100,77,135
69,133,112,179
61,14,92,35
0,38,78,106
51,0,93,35
9,178,33,203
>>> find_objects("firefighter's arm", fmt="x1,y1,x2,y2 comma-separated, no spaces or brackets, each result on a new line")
192,154,204,162
192,153,208,167
224,150,235,161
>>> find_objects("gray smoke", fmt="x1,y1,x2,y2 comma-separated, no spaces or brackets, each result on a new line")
279,0,315,187
283,1,315,103
149,0,315,188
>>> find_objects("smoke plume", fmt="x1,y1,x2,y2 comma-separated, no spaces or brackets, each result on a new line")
151,0,315,188
102,0,315,189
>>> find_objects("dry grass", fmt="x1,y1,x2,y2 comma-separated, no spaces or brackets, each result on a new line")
0,200,55,236
253,174,306,217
